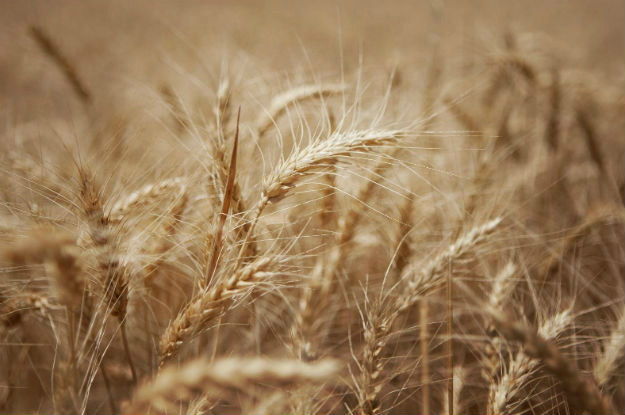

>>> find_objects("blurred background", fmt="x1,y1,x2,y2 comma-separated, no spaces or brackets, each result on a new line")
1,1,623,125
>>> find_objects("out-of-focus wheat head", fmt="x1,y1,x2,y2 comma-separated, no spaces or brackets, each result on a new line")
0,3,623,414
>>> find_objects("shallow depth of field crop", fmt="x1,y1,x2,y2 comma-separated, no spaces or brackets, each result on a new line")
0,1,623,414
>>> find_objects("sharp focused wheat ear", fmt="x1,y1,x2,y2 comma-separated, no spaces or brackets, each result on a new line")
262,129,409,203
159,255,278,365
234,129,411,269
124,357,339,414
397,217,503,314
210,93,249,249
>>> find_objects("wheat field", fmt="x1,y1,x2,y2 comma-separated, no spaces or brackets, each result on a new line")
0,1,623,414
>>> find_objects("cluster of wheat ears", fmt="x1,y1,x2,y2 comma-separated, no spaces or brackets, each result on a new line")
0,22,623,415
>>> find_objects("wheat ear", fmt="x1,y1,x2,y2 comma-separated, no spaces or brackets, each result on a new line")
358,217,502,414
488,308,574,415
110,177,187,223
159,255,277,365
489,310,615,414
125,357,339,414
0,292,52,327
235,129,410,270
483,262,517,384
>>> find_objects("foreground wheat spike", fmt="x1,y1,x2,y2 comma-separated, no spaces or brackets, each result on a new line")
124,357,339,414
159,256,278,364
235,129,410,267
262,129,409,204
78,166,127,314
357,217,502,415
210,98,250,250
78,166,139,386
489,310,615,414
